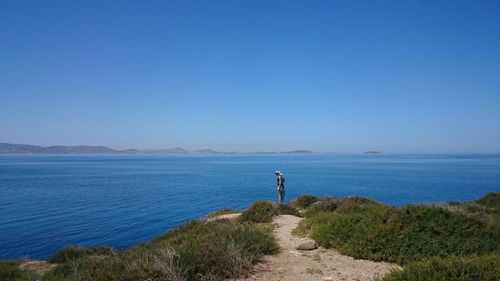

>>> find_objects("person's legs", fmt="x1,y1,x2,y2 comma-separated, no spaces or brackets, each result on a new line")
278,188,284,205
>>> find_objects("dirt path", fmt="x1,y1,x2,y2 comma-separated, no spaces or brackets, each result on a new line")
236,215,400,281
19,260,55,278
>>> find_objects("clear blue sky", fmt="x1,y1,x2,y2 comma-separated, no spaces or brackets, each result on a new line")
1,0,499,153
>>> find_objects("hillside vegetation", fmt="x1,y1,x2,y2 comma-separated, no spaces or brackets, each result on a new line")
294,193,500,281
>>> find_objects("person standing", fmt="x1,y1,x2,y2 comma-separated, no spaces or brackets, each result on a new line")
275,170,285,204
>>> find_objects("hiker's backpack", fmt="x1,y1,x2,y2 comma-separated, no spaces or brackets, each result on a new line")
280,174,285,183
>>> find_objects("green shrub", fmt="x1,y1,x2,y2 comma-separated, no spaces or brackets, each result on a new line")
238,201,277,223
0,260,25,281
304,197,339,217
475,193,500,224
309,204,499,264
171,221,278,280
442,193,500,225
277,204,300,216
476,193,500,209
48,246,113,263
335,196,383,214
291,195,319,209
43,262,79,281
149,220,204,246
43,220,278,281
303,196,382,217
380,254,500,281
311,205,392,259
293,211,340,237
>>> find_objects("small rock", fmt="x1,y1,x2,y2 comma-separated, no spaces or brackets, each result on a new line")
295,240,317,250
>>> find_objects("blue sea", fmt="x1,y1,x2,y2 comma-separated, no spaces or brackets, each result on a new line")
1,154,499,260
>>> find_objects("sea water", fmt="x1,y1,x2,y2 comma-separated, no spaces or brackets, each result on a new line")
1,154,499,259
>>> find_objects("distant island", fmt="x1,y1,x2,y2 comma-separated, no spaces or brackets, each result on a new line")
364,151,382,154
0,142,316,155
249,150,314,155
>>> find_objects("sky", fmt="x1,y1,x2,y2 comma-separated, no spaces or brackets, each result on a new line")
1,0,499,153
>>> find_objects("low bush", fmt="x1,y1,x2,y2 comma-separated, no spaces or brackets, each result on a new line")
311,205,392,258
335,196,383,214
295,196,384,236
291,195,319,209
0,260,27,281
238,201,277,223
277,204,300,216
475,192,500,224
304,197,339,217
380,254,500,281
171,221,278,280
149,220,204,246
293,211,341,237
441,192,500,225
48,246,113,263
43,220,278,281
310,204,499,264
476,192,500,209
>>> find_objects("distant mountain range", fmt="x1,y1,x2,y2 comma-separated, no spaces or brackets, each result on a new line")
0,143,227,155
0,142,315,155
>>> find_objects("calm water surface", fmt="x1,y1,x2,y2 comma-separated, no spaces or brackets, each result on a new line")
1,154,499,259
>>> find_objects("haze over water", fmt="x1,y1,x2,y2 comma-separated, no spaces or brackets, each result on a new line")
1,154,499,260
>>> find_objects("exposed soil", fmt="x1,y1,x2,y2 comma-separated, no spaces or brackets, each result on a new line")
19,260,55,277
207,213,242,221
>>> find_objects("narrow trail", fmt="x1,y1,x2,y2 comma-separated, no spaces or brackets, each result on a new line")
236,215,400,281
